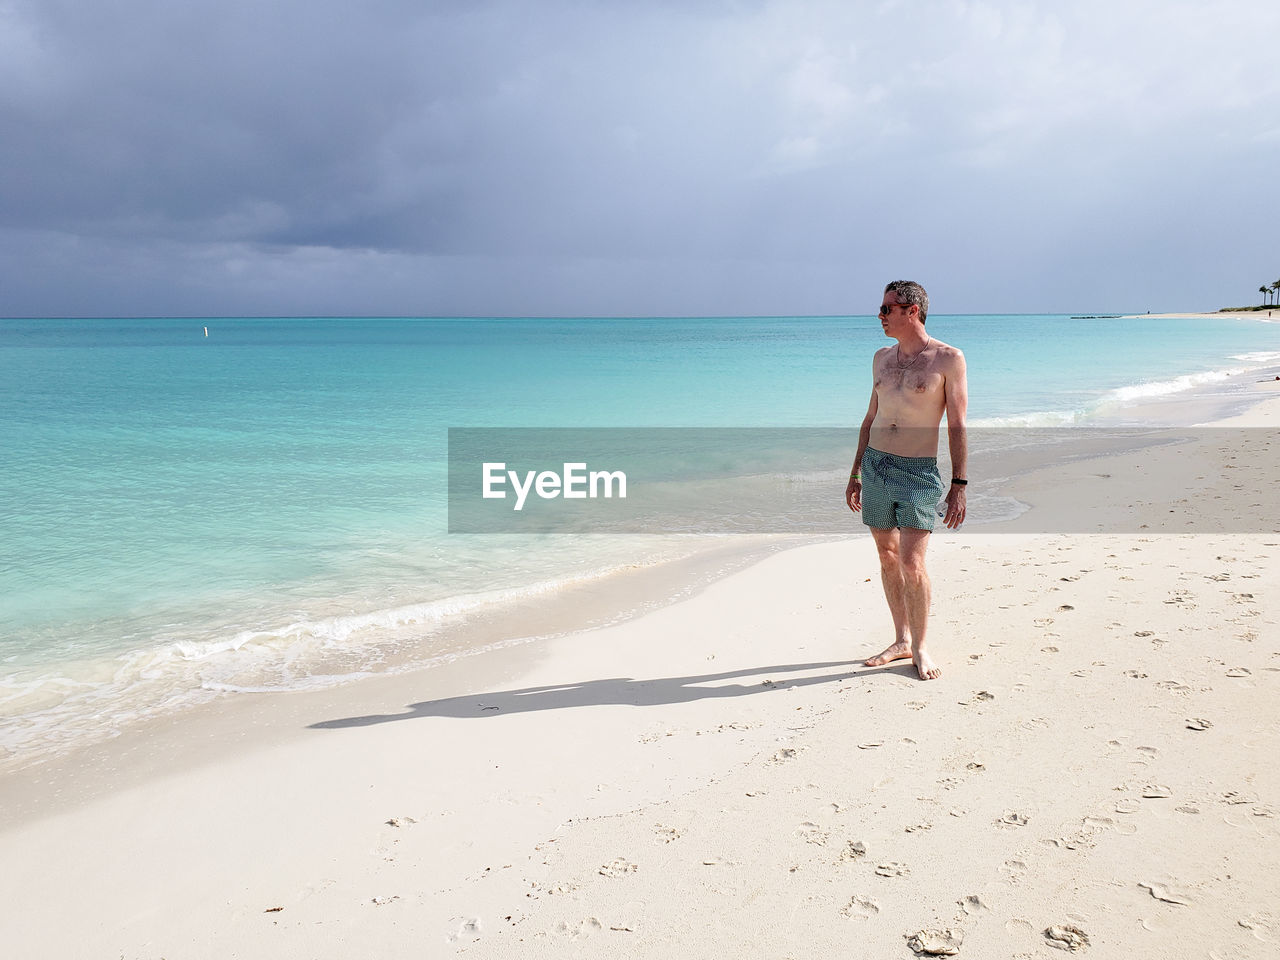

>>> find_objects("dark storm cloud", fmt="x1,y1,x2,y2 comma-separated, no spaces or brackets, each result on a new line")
2,0,1278,316
4,2,488,243
4,0,771,255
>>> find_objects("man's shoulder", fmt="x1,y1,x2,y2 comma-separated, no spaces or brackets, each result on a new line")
929,336,962,355
931,339,965,366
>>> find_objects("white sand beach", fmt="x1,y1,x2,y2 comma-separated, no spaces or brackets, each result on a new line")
2,391,1278,959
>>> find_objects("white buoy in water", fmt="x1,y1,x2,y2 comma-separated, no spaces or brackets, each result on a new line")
204,326,209,337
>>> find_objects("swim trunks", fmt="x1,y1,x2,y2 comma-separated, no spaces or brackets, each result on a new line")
860,446,945,531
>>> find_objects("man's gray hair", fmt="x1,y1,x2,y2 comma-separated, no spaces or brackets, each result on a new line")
884,280,929,324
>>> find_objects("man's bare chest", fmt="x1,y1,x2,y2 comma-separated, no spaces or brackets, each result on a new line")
875,364,943,399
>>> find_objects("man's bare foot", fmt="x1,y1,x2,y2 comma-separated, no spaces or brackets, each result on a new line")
865,640,912,667
914,649,941,681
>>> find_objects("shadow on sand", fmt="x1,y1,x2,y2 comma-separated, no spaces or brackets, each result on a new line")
308,659,916,730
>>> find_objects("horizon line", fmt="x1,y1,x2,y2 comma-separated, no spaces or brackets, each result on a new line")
0,310,1191,322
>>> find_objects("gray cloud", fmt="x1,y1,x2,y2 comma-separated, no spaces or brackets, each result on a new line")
2,0,1278,316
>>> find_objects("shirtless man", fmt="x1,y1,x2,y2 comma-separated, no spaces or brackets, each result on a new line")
845,281,968,680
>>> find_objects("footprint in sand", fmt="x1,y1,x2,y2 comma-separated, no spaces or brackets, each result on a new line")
797,822,830,846
998,811,1030,828
837,840,868,862
1222,790,1259,805
554,918,603,940
536,880,580,896
653,825,682,844
1005,918,1036,938
875,861,910,878
638,729,676,743
446,918,483,943
1044,924,1090,951
1046,831,1096,851
840,895,881,921
599,858,638,878
1000,859,1028,883
1237,913,1276,943
906,928,963,955
958,894,989,916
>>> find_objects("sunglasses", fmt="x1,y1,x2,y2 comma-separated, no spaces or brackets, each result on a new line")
878,302,910,316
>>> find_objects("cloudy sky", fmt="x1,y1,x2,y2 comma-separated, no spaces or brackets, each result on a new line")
2,0,1277,317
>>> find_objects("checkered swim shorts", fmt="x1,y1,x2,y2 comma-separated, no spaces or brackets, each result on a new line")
860,446,945,531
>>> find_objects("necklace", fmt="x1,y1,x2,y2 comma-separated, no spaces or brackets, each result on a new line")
895,338,933,369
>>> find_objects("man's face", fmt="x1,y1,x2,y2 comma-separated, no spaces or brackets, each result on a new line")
879,293,916,336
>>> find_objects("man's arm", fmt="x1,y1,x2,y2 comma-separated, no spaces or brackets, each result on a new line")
941,348,968,528
846,386,878,512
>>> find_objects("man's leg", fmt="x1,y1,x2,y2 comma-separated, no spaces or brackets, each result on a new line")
865,527,910,665
898,527,938,679
864,526,939,680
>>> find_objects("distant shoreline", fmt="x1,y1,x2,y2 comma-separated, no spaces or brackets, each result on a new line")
1128,309,1278,321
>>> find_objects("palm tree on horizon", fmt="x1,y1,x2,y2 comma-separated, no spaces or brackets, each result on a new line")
1261,284,1270,306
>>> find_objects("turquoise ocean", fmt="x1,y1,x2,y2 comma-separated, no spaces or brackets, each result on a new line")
4,313,1280,764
